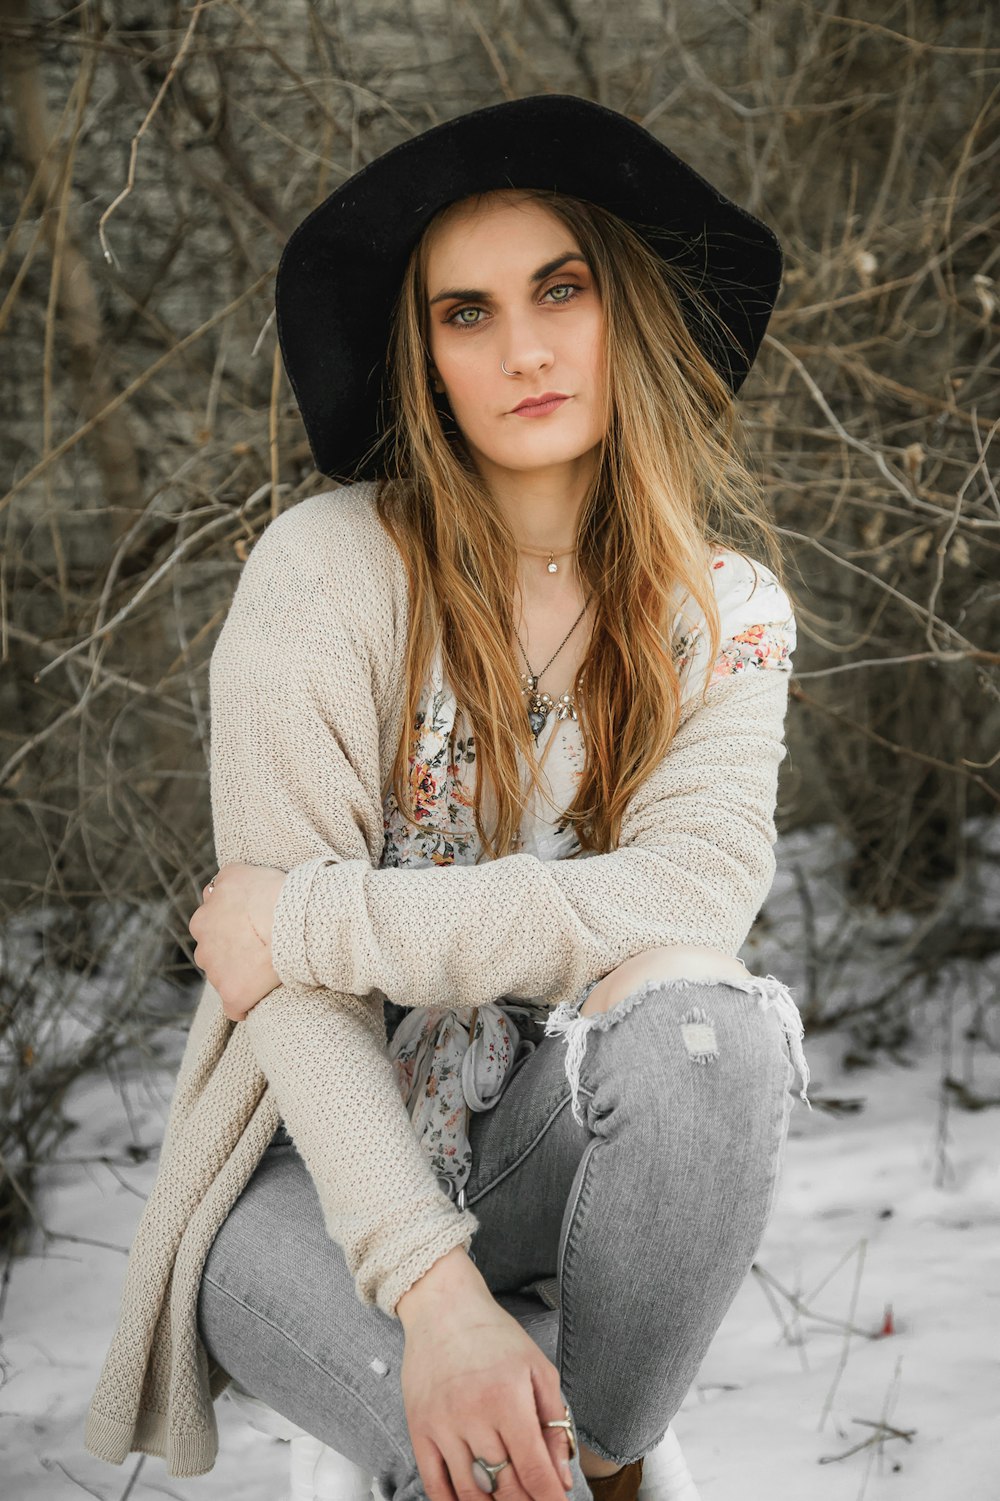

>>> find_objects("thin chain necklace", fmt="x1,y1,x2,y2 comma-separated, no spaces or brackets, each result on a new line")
515,543,591,742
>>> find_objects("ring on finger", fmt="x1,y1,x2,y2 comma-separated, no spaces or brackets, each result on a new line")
471,1454,511,1493
542,1403,577,1462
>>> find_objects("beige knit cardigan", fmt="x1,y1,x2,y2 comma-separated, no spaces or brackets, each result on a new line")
84,480,795,1477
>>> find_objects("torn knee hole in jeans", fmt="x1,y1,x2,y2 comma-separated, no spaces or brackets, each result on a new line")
542,972,812,1128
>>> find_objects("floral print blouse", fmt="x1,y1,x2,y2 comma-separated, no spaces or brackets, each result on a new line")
380,547,796,1201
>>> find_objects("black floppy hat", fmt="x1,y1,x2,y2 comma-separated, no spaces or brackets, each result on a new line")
275,93,784,482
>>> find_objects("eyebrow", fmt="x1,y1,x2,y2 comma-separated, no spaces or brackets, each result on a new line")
428,252,589,308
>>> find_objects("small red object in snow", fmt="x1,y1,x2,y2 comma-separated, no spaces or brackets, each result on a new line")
879,1304,895,1336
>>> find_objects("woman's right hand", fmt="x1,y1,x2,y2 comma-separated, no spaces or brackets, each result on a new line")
400,1278,576,1501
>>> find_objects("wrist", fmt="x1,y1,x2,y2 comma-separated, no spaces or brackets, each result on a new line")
269,855,343,989
396,1244,491,1329
249,868,287,954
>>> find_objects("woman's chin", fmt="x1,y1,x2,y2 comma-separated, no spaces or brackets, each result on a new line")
472,434,601,474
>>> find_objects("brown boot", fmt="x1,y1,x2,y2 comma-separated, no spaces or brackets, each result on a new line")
585,1457,644,1501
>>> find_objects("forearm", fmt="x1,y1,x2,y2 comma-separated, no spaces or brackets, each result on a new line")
270,846,753,1010
269,669,788,1012
395,1243,495,1332
243,980,480,1320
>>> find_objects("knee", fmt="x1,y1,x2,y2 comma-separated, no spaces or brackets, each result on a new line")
581,952,811,1115
596,945,748,1010
549,950,771,1130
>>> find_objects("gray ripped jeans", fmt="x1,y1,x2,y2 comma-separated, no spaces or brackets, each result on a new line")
197,971,809,1500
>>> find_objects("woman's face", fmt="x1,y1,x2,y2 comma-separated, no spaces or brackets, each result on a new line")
424,195,608,484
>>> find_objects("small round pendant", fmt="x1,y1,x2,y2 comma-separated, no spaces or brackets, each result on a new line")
547,560,558,573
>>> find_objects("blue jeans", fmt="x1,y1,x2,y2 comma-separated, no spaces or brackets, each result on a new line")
197,974,803,1499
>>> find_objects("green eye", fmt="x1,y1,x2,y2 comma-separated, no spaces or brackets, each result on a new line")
444,282,583,329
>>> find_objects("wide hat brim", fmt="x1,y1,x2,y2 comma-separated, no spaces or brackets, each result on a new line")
275,93,783,482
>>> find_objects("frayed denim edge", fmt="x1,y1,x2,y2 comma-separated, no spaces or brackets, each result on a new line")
543,972,812,1128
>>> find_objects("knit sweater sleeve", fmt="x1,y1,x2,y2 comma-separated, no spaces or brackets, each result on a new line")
208,492,479,1320
270,557,797,1012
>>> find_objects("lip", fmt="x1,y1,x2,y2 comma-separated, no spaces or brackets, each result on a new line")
511,392,571,415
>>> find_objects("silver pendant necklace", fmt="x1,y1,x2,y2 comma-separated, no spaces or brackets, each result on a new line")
515,594,592,743
508,543,590,854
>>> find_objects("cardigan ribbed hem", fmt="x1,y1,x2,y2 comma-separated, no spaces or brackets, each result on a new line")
84,1406,134,1466
84,1403,221,1478
374,1212,479,1319
271,855,341,989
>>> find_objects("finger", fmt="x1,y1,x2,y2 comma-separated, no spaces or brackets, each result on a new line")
448,1433,524,1501
412,1433,459,1501
531,1368,575,1491
500,1385,570,1501
219,988,244,1022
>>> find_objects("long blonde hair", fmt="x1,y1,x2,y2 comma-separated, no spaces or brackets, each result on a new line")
368,186,789,861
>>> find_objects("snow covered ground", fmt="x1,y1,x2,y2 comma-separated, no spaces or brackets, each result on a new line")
2,820,998,1499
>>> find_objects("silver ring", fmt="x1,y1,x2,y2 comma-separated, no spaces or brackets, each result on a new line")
472,1455,511,1493
543,1403,577,1461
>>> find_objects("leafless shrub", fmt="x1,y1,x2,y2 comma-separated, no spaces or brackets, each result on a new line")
0,0,997,1246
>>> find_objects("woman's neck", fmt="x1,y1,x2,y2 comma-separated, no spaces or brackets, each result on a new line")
485,453,597,560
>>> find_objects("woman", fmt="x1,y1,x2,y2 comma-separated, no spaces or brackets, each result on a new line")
84,96,810,1501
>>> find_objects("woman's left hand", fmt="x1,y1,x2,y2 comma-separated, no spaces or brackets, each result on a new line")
188,863,288,1022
